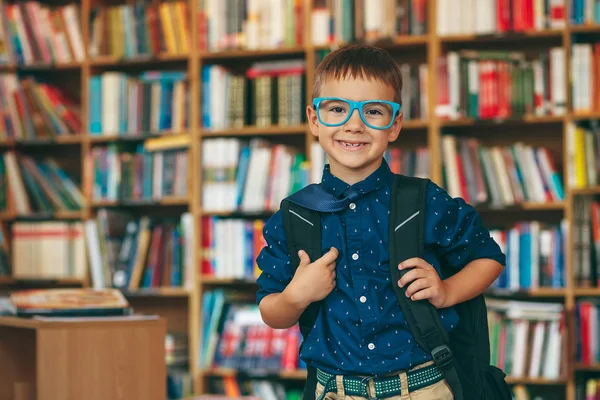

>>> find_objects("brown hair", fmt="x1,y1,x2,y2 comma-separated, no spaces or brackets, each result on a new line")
312,44,403,104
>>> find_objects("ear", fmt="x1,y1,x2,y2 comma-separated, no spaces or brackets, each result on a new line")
387,112,403,142
307,105,319,139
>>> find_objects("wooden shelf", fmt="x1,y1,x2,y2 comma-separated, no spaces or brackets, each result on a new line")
475,202,565,212
505,377,567,385
200,125,307,137
440,115,564,127
200,209,276,218
486,288,567,298
0,136,83,147
0,276,84,285
122,288,190,297
569,186,600,196
574,363,600,371
90,197,189,207
393,35,431,46
573,288,600,297
200,47,306,61
569,112,600,121
88,132,189,144
52,211,84,220
0,211,84,221
314,35,430,51
90,53,188,67
403,119,429,129
17,62,83,71
568,25,600,33
200,276,257,285
440,29,563,43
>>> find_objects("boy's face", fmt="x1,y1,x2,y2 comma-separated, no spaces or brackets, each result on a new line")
307,76,402,185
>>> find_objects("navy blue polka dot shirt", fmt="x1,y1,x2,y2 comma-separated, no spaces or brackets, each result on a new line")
256,159,506,376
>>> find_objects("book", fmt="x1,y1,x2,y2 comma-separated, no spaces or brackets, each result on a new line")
10,288,132,317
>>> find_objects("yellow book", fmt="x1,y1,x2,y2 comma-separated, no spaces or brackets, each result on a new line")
144,134,190,152
159,3,177,53
174,2,189,53
574,126,588,188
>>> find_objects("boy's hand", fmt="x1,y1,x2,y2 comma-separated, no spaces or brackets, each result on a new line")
284,247,339,309
397,258,451,309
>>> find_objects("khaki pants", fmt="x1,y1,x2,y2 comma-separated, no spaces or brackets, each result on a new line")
315,361,454,400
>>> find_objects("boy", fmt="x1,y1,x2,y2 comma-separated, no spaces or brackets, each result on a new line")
255,44,505,400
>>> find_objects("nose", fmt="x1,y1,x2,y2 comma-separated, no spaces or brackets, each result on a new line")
344,108,364,132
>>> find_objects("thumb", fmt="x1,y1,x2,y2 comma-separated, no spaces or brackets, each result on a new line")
298,250,311,267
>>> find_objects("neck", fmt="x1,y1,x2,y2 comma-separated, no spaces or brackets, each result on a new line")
328,159,383,186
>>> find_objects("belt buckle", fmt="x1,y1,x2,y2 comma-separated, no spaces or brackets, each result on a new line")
360,375,378,400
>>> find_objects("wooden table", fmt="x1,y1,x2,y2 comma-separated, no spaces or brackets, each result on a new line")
0,315,166,400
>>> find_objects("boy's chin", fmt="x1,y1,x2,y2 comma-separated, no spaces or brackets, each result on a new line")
329,155,382,172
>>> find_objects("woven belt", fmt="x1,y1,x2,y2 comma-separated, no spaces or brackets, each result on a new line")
316,363,443,400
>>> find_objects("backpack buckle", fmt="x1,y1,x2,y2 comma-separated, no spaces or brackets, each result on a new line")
431,345,453,370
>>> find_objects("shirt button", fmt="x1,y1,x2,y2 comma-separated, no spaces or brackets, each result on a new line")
349,203,356,210
352,253,359,260
368,343,375,350
360,296,367,303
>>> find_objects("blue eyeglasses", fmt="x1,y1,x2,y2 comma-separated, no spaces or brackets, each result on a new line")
312,97,401,130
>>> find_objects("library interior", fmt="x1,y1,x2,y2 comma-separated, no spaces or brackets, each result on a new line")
0,0,598,399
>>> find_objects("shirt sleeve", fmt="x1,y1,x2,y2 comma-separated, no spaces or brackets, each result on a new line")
255,210,295,305
425,181,506,269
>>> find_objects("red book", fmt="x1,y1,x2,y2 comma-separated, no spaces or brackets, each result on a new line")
497,0,511,33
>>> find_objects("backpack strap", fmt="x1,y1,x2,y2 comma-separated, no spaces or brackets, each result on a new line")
281,197,322,400
389,175,464,400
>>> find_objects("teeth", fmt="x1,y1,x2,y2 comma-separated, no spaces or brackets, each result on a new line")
340,141,363,147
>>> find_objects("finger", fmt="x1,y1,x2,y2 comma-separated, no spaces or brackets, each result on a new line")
298,250,311,267
331,271,336,281
410,287,434,302
398,257,432,271
324,261,337,271
404,278,431,298
317,247,339,265
398,268,428,288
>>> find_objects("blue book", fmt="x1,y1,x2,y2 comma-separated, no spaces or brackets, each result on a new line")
89,76,103,134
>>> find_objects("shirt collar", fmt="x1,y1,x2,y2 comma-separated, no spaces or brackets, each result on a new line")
320,159,395,198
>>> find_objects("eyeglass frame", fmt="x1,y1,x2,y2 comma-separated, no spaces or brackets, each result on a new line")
312,97,402,130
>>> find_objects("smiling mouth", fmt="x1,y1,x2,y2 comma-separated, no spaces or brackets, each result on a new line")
337,140,367,149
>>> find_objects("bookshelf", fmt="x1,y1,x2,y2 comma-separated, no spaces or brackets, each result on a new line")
0,0,597,399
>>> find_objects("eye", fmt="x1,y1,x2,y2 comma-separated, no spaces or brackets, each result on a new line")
329,106,346,114
365,108,384,116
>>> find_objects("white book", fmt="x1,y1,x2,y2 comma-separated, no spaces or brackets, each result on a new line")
311,7,330,46
84,220,105,289
441,135,461,198
62,5,85,61
436,0,449,36
533,60,545,116
490,147,515,206
550,47,566,115
542,319,563,379
3,152,30,214
509,228,520,290
528,320,546,377
447,52,460,119
241,141,271,212
419,64,429,119
511,319,530,377
101,73,121,135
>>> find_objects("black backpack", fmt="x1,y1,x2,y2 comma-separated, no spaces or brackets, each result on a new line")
280,174,511,400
